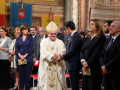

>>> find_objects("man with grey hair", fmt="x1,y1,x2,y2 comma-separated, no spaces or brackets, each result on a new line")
57,28,64,42
32,27,48,74
100,21,120,90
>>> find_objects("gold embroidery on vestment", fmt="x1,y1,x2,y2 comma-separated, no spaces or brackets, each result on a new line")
47,63,57,90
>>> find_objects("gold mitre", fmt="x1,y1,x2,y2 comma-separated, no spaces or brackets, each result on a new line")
46,21,58,33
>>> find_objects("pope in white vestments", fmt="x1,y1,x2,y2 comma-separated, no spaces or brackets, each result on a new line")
37,21,67,90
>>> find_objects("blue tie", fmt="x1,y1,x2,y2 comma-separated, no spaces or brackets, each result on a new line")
106,34,108,38
107,38,114,50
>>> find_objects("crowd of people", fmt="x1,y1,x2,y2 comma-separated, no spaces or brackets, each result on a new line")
0,19,120,90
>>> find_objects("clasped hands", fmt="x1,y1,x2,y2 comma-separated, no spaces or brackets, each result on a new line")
18,53,27,61
10,50,15,55
82,61,89,71
101,65,110,74
19,55,25,61
52,53,63,60
82,61,110,73
8,50,15,59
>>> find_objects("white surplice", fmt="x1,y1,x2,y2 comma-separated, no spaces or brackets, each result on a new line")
37,38,67,90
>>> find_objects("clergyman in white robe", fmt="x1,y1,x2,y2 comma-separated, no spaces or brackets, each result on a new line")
37,37,67,90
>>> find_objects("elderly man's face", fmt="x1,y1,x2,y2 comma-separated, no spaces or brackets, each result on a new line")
38,28,45,37
109,22,120,36
48,32,57,41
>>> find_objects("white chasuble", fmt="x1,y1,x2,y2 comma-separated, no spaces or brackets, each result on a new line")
38,38,67,90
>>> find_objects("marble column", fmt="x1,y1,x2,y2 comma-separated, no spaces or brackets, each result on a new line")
87,0,90,29
78,0,81,31
81,0,87,30
64,0,71,23
72,0,79,31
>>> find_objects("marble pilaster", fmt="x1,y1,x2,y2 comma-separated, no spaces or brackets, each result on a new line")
81,0,87,30
72,0,78,31
64,0,71,23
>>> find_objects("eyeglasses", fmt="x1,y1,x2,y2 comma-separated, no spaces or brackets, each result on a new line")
50,33,56,35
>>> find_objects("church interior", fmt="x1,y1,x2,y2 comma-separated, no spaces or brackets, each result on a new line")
1,0,120,31
0,0,120,90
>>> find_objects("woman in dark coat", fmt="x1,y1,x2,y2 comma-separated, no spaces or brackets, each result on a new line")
15,24,34,90
80,19,106,90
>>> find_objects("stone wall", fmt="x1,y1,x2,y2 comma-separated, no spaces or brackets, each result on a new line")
5,0,64,28
91,0,120,22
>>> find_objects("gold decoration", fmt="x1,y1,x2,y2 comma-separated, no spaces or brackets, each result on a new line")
62,51,66,54
42,14,59,34
18,59,27,65
46,21,58,33
47,64,57,90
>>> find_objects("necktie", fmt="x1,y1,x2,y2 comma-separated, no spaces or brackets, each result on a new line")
106,34,108,38
107,38,114,50
41,37,43,40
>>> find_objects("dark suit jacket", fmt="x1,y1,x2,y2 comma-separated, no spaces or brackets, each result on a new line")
100,34,120,79
63,31,83,70
34,34,47,60
80,33,106,71
57,32,64,42
15,35,34,62
33,34,38,40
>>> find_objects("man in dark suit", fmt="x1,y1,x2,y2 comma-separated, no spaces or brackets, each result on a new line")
61,21,83,90
100,21,120,90
32,27,47,74
103,20,113,38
